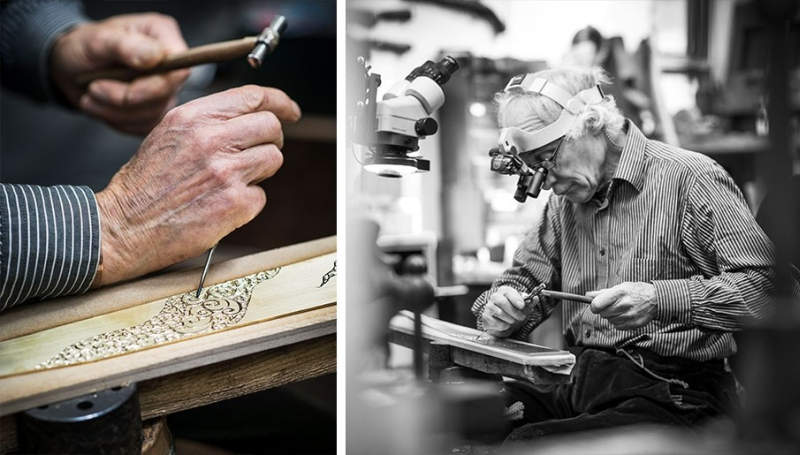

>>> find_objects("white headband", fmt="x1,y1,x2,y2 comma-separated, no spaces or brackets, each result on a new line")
499,75,604,152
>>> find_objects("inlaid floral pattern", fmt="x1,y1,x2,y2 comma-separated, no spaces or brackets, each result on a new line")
38,268,281,369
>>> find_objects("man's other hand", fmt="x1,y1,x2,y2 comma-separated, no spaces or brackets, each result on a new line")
480,286,533,337
93,85,302,287
588,282,657,330
51,13,190,135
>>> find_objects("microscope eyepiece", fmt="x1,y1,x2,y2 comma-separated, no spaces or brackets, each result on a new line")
436,56,459,83
405,56,460,86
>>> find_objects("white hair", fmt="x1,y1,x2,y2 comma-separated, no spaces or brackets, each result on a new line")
495,66,625,140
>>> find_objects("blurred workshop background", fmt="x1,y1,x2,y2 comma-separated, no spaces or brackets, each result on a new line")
1,0,335,454
346,0,798,453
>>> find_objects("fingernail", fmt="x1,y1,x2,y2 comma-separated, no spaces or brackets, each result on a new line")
133,42,161,67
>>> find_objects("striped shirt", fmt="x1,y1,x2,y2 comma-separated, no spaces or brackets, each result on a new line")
0,184,101,312
472,121,774,361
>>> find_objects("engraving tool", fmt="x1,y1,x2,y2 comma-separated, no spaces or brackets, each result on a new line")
195,244,217,298
191,16,288,298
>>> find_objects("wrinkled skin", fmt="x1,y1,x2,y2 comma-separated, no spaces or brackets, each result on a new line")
480,285,541,337
51,13,191,135
587,282,658,331
540,134,609,204
94,85,301,286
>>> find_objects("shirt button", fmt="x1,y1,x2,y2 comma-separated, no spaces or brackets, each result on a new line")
599,248,606,256
584,328,592,338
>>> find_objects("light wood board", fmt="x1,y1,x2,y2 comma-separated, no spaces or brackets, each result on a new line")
0,236,336,341
390,310,575,375
0,237,337,416
0,252,336,376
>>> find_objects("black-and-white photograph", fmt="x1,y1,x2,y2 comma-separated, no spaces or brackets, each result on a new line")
345,0,799,453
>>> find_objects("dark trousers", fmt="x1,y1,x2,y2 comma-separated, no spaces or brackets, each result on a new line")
503,347,738,441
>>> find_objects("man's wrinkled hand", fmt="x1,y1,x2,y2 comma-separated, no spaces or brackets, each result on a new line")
51,13,190,135
480,286,536,337
587,282,657,330
93,85,302,287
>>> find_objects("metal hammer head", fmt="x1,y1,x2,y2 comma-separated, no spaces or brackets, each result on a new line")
248,15,288,69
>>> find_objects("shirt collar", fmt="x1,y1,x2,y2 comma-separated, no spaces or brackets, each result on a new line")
612,120,647,192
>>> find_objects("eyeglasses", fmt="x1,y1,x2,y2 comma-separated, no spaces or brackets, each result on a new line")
519,136,564,171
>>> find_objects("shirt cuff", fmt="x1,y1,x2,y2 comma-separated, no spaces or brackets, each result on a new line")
0,184,101,311
653,279,693,325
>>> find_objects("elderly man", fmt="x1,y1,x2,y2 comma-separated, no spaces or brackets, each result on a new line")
1,1,299,309
473,67,773,439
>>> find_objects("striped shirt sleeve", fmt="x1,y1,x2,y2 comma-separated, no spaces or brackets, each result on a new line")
0,184,101,312
471,195,563,340
653,166,775,331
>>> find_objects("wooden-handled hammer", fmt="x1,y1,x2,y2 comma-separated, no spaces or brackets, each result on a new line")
76,15,287,86
523,285,594,305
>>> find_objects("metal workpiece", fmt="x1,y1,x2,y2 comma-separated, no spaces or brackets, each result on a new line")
248,15,288,68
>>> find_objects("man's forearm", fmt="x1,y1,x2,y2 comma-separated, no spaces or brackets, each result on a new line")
0,183,100,311
0,0,88,102
653,267,773,332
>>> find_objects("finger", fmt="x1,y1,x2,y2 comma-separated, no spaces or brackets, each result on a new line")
487,320,511,333
485,304,515,324
501,287,526,310
141,14,188,54
491,310,515,325
231,185,267,228
125,73,187,105
179,85,301,122
90,26,166,69
494,299,526,320
236,143,284,184
597,300,627,318
585,289,605,298
88,71,187,107
80,93,172,125
217,111,284,150
590,286,626,313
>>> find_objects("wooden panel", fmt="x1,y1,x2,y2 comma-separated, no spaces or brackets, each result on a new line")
390,311,574,373
0,237,338,417
0,236,336,341
389,331,569,385
0,253,336,376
